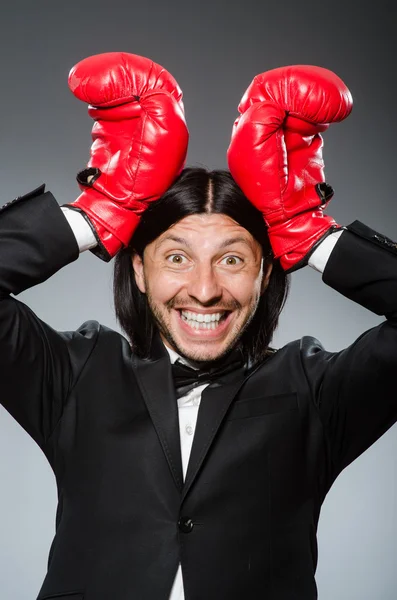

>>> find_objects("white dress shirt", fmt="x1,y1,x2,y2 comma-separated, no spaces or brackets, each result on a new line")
60,206,342,598
162,346,208,600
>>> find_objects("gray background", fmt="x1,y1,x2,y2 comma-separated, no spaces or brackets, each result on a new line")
0,0,396,597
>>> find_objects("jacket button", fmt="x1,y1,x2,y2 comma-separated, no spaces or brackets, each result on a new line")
178,517,194,533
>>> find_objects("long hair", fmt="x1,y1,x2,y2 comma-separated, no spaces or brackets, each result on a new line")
113,167,290,362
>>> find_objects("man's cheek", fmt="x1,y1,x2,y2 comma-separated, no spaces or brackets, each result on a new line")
229,279,254,304
160,274,186,300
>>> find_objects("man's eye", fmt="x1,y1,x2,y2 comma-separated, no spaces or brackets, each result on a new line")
221,256,242,266
167,254,186,264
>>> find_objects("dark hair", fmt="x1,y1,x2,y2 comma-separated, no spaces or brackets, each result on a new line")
113,167,290,363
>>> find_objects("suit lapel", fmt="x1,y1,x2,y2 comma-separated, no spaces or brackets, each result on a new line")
133,335,184,492
181,372,246,502
133,333,268,500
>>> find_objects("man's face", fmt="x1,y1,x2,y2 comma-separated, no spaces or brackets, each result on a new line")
132,213,272,363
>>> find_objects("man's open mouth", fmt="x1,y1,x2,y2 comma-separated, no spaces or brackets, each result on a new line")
179,310,230,331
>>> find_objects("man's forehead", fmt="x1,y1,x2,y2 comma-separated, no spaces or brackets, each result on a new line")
154,213,256,249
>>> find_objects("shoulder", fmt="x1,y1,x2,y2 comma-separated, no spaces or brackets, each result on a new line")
243,336,329,398
249,336,328,379
269,335,326,361
265,336,332,380
58,319,132,356
56,320,134,386
299,335,326,356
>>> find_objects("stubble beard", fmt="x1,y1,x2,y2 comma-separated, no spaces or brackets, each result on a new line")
145,285,261,365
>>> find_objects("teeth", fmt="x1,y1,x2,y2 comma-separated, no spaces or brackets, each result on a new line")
183,320,218,330
180,310,227,331
181,310,224,322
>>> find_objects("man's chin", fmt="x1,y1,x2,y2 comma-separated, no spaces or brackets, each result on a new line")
179,346,230,365
161,329,239,365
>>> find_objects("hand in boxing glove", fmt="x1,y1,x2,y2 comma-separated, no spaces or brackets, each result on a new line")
63,52,189,261
227,65,353,272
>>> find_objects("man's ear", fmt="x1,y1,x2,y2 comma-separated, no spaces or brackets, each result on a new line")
132,253,146,294
261,261,273,294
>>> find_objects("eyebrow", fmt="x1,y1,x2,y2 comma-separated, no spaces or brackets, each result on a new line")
155,235,253,251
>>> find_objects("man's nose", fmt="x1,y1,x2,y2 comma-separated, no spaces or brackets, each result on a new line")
186,264,222,304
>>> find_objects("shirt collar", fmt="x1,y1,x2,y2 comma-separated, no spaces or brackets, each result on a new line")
164,342,198,369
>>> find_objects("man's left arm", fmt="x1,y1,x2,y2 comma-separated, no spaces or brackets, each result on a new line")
303,221,397,481
226,64,397,479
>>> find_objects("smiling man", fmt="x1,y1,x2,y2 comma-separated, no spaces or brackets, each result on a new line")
1,53,397,600
133,210,271,362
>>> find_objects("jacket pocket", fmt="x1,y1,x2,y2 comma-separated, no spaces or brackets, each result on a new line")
227,392,298,420
38,593,84,600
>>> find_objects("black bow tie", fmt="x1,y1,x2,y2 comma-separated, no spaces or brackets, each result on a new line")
171,349,245,399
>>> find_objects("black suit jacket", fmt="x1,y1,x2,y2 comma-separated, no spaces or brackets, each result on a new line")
1,186,397,600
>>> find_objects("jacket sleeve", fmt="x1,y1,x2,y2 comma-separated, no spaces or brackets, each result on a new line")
301,221,397,485
0,185,99,450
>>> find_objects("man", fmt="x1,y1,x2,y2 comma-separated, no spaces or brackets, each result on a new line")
0,53,396,600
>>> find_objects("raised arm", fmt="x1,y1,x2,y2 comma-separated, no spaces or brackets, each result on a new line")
0,51,189,450
0,185,93,448
302,220,397,484
227,64,397,486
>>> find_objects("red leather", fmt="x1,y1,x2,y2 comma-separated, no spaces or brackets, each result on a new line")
66,52,189,260
227,65,353,272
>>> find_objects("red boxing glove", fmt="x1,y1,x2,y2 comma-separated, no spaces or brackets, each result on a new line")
227,65,353,272
64,52,189,261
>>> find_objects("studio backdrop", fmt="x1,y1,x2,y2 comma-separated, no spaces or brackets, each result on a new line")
0,0,396,598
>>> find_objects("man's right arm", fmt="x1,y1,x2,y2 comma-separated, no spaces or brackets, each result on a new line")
0,186,99,450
